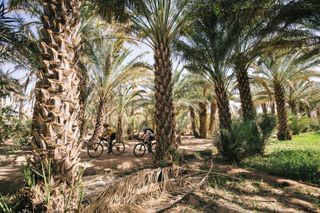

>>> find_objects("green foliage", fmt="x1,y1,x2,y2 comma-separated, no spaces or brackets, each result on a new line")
0,107,31,148
242,150,320,182
216,115,276,163
289,116,320,135
243,132,320,182
0,194,13,213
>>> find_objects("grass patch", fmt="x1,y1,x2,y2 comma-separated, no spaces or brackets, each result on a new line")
241,132,320,183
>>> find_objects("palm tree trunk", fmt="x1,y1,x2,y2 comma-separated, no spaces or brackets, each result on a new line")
198,101,207,139
209,100,217,136
274,82,292,140
289,101,297,115
89,99,105,144
215,83,232,131
261,103,267,114
235,64,256,121
30,0,82,211
271,102,276,115
78,69,88,144
154,42,176,166
189,106,200,138
215,82,232,157
116,115,123,142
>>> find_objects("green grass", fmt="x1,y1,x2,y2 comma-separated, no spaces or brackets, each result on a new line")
241,132,320,183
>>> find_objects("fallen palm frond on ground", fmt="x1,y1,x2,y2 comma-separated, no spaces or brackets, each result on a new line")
82,164,212,213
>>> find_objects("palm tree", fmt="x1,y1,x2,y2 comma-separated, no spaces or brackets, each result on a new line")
83,34,148,144
128,0,190,165
114,85,146,142
255,49,319,140
176,1,234,140
26,0,83,211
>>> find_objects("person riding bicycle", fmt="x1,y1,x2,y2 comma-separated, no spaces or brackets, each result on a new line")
140,127,155,144
101,123,116,153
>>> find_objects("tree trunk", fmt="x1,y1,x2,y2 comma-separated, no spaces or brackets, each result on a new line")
116,115,123,143
214,82,232,157
78,68,88,144
317,108,320,125
198,101,207,139
30,0,82,211
271,102,276,115
215,83,232,131
189,106,200,138
289,101,297,115
154,42,176,166
235,63,256,121
89,99,105,144
18,98,24,120
208,100,217,136
261,103,267,114
274,82,292,140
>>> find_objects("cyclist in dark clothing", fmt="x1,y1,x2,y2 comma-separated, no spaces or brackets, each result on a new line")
141,127,155,142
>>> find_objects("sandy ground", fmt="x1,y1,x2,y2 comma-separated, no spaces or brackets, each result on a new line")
1,137,319,212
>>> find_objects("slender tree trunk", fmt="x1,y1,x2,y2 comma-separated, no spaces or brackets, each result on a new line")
89,99,105,144
189,106,200,138
235,63,256,121
289,101,297,115
154,42,176,166
209,100,217,136
261,103,267,114
274,82,292,140
215,83,232,131
18,98,24,120
116,115,123,142
198,101,207,139
30,0,82,211
78,68,88,144
214,82,232,157
271,102,276,115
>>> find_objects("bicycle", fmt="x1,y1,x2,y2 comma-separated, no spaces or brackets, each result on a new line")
87,137,125,158
133,137,157,157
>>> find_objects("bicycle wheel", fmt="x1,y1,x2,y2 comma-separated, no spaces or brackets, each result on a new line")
133,143,146,157
87,143,104,158
112,141,125,155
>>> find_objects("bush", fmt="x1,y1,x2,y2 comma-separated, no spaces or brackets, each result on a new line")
242,150,320,182
0,107,31,148
216,115,276,163
289,116,320,135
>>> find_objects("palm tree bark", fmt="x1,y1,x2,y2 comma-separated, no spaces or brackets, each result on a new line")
198,101,207,139
261,103,267,114
271,102,276,115
208,100,217,136
274,82,292,140
289,101,297,115
116,116,123,142
89,99,105,144
154,42,176,166
215,83,232,131
215,83,232,157
235,63,256,121
31,0,82,211
189,106,200,138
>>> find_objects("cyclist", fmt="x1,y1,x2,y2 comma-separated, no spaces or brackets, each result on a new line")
101,123,116,153
140,127,155,143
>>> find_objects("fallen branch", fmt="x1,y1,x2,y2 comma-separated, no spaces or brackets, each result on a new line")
156,161,214,213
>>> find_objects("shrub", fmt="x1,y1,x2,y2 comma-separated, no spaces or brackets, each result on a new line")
242,150,320,182
0,107,31,148
289,116,320,135
216,115,276,163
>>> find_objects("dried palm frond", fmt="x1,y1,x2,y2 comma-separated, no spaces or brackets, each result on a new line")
83,164,212,213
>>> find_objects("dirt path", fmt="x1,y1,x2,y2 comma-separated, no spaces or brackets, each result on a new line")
1,137,319,212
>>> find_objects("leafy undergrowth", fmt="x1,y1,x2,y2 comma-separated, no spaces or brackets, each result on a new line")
241,132,320,183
